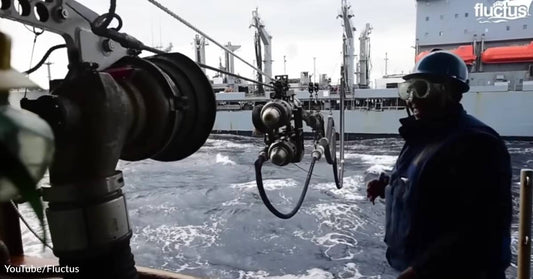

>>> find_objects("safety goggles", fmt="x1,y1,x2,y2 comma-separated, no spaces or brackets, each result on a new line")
398,79,445,100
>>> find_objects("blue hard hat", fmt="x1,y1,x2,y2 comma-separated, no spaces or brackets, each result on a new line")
403,50,470,93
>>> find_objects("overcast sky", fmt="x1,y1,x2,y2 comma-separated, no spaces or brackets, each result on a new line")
0,0,416,88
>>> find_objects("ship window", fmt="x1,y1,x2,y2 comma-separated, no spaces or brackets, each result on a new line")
440,15,444,20
424,32,429,37
506,25,510,31
439,31,444,36
465,12,469,17
455,13,459,18
524,24,528,30
464,29,468,34
425,16,429,21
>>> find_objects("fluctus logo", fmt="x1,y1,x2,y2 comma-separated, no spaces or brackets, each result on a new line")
474,0,532,23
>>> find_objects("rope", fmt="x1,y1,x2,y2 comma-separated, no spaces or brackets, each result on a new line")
9,201,53,251
146,0,274,81
24,28,43,97
292,163,323,178
198,63,274,89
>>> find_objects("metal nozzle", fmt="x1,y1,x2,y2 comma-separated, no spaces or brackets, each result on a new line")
270,146,289,166
261,107,282,128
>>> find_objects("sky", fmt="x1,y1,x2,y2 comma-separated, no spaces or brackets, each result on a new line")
0,0,417,89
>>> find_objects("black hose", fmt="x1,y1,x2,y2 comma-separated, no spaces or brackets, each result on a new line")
98,0,116,30
24,44,67,75
324,120,343,189
332,159,341,189
255,154,317,219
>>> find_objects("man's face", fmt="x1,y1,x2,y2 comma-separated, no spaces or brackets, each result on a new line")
399,78,455,120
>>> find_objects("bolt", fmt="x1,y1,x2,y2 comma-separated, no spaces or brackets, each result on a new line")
58,8,69,20
102,39,115,52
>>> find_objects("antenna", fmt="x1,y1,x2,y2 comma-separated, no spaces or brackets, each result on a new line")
313,57,316,83
284,55,287,74
385,52,389,76
44,60,53,83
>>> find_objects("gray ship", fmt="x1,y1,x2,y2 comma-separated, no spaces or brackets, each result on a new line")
212,0,533,139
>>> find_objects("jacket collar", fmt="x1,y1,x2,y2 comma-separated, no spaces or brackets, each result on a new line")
399,103,465,143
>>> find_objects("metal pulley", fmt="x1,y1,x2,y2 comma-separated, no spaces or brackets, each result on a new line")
257,99,293,130
108,52,216,161
22,52,216,163
268,139,299,166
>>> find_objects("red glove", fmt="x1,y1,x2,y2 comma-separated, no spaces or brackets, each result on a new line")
397,267,417,279
366,173,389,204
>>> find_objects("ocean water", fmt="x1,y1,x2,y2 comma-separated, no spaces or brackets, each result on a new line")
19,135,533,278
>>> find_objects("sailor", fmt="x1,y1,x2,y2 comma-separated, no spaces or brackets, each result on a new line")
366,51,511,279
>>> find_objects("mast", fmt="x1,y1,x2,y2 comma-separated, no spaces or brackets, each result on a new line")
250,8,273,86
338,0,356,93
44,61,53,84
358,23,372,88
384,52,388,76
193,34,207,73
224,42,241,84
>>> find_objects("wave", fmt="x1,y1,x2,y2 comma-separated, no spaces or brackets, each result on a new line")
311,175,366,201
134,223,220,252
203,139,256,150
231,179,298,191
216,153,237,165
237,268,334,279
343,153,397,166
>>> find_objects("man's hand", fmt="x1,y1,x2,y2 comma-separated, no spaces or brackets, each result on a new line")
397,267,416,279
366,177,387,205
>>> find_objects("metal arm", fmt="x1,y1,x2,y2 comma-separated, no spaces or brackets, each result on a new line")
0,0,129,70
250,9,272,83
338,0,355,92
358,23,372,89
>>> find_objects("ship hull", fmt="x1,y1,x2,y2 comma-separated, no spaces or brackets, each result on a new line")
213,91,533,139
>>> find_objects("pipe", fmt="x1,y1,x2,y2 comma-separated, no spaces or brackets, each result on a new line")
518,169,533,279
480,35,485,72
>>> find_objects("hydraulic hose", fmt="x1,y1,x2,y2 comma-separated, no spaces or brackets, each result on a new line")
255,153,318,219
332,158,341,189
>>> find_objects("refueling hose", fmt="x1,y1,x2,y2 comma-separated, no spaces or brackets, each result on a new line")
255,153,318,219
332,157,341,189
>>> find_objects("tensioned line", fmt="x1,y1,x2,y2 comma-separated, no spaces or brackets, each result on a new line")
146,0,274,82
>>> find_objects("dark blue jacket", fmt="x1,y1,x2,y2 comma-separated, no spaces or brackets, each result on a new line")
385,104,511,279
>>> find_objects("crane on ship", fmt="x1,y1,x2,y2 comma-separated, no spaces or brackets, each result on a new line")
193,34,207,73
338,0,356,93
358,23,372,89
250,8,273,96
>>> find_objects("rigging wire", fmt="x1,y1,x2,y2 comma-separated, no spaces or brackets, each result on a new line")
9,200,53,251
24,44,67,75
198,62,274,89
143,46,274,88
292,163,323,178
70,0,273,90
145,0,274,81
24,27,44,97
